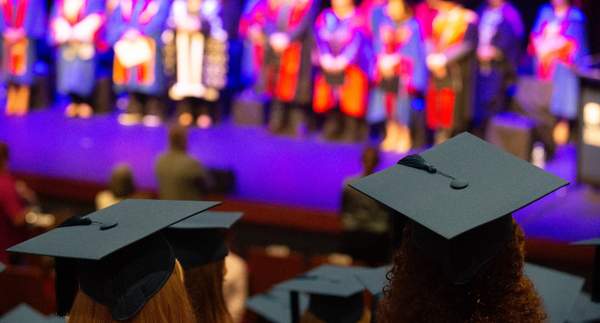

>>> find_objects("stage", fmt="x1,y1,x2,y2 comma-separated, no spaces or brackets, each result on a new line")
0,109,599,242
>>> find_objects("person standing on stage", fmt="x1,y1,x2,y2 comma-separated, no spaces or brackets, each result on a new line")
530,0,588,146
107,0,171,127
51,0,106,119
258,0,319,136
474,0,523,134
313,0,369,142
0,0,46,116
368,0,427,152
168,0,228,129
155,124,212,200
424,0,478,143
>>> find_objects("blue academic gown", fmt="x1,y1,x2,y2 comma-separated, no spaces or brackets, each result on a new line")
474,3,523,126
107,0,171,95
0,0,46,85
52,0,105,97
531,4,588,120
367,7,427,125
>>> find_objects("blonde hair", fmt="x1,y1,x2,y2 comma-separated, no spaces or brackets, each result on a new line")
69,260,197,323
184,260,233,323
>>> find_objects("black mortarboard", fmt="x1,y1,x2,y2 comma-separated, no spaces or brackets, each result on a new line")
0,304,48,323
524,263,585,323
246,289,309,323
349,133,568,284
573,238,600,303
166,211,242,269
275,265,366,323
6,199,220,320
353,266,391,296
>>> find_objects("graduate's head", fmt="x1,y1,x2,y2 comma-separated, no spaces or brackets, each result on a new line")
387,0,411,21
165,211,242,323
486,0,505,8
69,259,196,323
168,124,189,152
331,0,358,12
551,0,573,8
348,133,568,322
6,200,221,323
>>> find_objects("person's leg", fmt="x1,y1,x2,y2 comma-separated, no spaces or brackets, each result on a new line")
268,100,286,134
143,95,164,127
15,85,30,116
5,84,17,115
118,92,144,125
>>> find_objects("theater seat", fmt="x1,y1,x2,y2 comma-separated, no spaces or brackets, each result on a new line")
246,245,305,294
0,265,56,316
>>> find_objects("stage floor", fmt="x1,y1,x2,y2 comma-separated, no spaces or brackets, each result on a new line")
0,109,598,242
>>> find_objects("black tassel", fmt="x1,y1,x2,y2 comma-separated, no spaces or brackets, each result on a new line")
397,154,437,174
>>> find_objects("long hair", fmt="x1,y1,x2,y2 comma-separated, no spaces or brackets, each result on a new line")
185,260,233,323
69,260,197,323
377,220,546,323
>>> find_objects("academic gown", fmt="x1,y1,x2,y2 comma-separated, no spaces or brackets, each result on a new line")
313,8,369,119
367,6,427,126
530,4,588,120
107,0,171,95
0,0,46,86
474,3,523,127
425,6,478,133
259,0,318,106
51,0,105,98
168,0,228,101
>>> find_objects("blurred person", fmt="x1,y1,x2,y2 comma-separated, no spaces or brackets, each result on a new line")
257,0,320,136
424,0,478,143
95,164,137,210
168,0,229,129
313,0,370,142
166,212,244,323
7,200,212,323
223,253,248,323
530,0,588,146
107,0,171,127
155,124,211,200
341,146,393,265
413,0,440,42
473,0,523,135
368,0,427,152
50,0,105,119
0,142,26,263
0,0,46,116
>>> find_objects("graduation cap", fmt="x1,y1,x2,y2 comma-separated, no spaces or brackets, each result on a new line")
166,211,242,269
0,304,55,323
524,263,585,323
567,291,600,322
353,265,391,296
246,289,309,323
573,238,600,303
6,199,220,320
275,265,367,323
349,133,568,285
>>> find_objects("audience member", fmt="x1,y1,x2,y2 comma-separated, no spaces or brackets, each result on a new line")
155,124,212,200
341,147,394,265
0,142,27,264
95,164,137,209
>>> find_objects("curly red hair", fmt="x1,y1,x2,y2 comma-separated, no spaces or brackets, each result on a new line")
377,220,546,323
